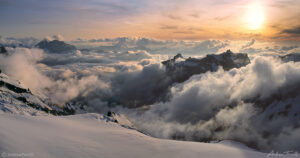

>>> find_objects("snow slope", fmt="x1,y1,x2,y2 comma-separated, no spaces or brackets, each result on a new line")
0,72,77,116
0,72,48,116
0,113,293,158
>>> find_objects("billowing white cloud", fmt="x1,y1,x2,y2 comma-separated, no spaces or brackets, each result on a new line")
0,36,39,47
241,39,255,49
45,35,64,41
124,56,300,151
0,48,52,92
0,48,110,105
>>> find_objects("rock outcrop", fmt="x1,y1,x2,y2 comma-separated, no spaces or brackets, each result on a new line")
36,40,76,53
162,50,251,83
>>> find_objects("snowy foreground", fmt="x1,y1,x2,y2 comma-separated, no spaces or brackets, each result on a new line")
0,113,294,158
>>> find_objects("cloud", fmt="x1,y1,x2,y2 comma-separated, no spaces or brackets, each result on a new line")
38,52,113,66
0,48,52,92
240,48,263,55
110,64,170,108
0,36,39,47
160,25,178,30
166,14,182,20
214,15,232,21
282,26,300,35
69,37,300,60
47,35,64,41
0,48,110,105
125,56,300,151
2,37,300,152
115,50,152,61
188,40,229,55
189,13,199,18
38,49,166,68
241,39,255,49
70,37,249,56
173,31,195,34
0,46,169,106
49,75,110,105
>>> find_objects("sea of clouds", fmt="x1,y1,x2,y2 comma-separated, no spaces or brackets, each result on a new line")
0,35,300,152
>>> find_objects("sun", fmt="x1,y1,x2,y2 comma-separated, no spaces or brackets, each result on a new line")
245,2,265,30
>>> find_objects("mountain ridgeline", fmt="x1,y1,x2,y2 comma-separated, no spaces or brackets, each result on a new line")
162,50,250,83
281,52,300,62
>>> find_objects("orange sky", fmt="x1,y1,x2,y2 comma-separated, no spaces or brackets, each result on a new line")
1,0,300,41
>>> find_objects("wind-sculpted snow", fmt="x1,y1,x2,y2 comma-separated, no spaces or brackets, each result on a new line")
0,113,278,158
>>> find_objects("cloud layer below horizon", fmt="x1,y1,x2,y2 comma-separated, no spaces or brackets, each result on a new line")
0,36,300,152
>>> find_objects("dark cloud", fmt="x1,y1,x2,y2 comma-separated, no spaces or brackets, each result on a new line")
110,64,170,108
241,39,255,49
187,27,203,31
189,13,199,18
214,15,232,21
39,55,112,66
173,31,195,34
166,14,182,20
160,25,178,30
282,26,300,35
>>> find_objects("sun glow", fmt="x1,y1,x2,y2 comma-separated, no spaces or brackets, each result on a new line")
245,2,265,30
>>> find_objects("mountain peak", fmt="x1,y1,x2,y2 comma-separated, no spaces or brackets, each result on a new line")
0,45,7,54
225,49,233,54
36,39,76,53
174,53,184,60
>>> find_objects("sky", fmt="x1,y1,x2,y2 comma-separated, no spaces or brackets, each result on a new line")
0,0,300,40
